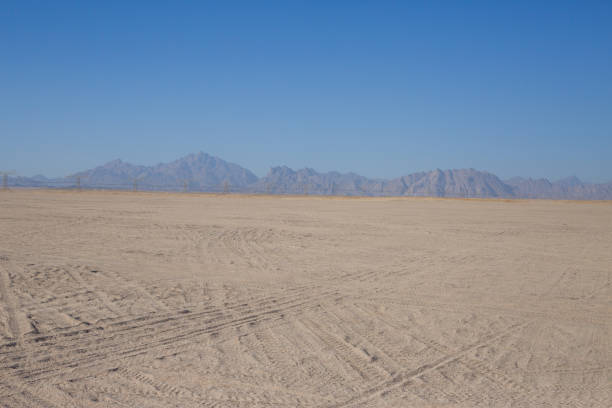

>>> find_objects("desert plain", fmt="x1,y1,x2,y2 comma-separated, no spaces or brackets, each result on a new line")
0,189,610,407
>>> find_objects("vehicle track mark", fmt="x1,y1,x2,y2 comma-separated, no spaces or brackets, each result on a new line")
324,320,532,408
0,290,340,395
0,259,23,344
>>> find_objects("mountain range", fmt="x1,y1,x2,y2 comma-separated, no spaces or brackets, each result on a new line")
6,152,612,199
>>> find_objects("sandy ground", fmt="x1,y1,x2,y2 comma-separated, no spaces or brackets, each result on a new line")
0,190,610,407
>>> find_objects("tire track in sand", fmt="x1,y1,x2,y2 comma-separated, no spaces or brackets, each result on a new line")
0,288,341,393
323,320,533,408
0,257,24,345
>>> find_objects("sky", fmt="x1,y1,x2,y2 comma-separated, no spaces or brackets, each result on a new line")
1,1,611,182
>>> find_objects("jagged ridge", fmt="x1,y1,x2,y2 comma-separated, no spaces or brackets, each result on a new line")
6,152,612,199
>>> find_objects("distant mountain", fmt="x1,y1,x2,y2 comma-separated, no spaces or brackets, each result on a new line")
394,168,516,198
255,167,515,197
5,152,612,199
251,166,384,195
505,176,612,200
70,152,258,191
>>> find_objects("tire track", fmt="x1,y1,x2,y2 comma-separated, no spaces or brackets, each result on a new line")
352,301,536,404
317,304,402,377
324,320,532,408
0,260,22,344
280,319,356,397
0,282,325,353
111,364,325,408
63,266,122,318
361,295,612,327
0,289,340,394
301,316,388,386
0,373,78,408
115,367,186,397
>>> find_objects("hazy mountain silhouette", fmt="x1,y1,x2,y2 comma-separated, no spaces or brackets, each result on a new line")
252,166,384,195
254,167,516,197
505,176,612,200
70,152,258,190
394,168,516,197
6,152,612,199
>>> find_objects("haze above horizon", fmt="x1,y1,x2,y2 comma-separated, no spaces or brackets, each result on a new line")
1,1,611,182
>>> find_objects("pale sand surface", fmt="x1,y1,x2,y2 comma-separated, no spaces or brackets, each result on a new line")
0,190,610,407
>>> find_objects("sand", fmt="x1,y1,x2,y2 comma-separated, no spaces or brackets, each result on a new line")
0,189,610,407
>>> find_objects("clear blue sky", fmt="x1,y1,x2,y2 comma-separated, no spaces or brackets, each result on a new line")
1,1,611,182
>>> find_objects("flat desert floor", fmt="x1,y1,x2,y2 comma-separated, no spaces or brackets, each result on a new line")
0,190,610,407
